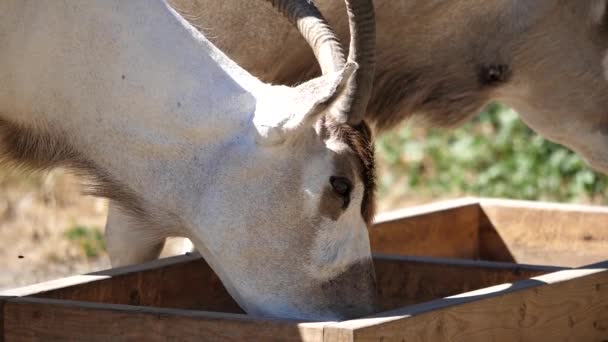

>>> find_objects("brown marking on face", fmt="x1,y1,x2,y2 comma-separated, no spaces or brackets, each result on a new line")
318,151,356,221
319,186,348,221
0,117,148,219
318,116,376,225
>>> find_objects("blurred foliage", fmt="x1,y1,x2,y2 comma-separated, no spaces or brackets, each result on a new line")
65,225,106,258
377,102,608,204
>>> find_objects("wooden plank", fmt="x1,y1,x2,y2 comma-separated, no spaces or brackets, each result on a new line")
479,198,608,267
477,209,516,263
370,198,481,259
3,298,327,342
324,263,608,341
0,296,11,342
0,253,199,297
374,254,562,310
0,253,242,314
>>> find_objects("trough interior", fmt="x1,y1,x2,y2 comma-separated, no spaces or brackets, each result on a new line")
19,253,557,314
370,199,608,267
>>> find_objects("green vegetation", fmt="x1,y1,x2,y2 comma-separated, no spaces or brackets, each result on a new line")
377,103,608,204
65,225,106,258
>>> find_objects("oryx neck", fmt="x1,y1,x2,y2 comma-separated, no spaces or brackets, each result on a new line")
0,0,261,211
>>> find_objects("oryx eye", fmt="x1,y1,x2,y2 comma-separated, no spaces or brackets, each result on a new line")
330,176,352,208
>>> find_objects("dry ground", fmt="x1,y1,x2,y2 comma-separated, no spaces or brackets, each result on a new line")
0,169,109,289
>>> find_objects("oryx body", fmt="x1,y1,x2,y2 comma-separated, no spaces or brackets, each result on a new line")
0,0,378,320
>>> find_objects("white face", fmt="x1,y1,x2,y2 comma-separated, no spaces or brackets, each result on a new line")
303,138,372,282
188,120,377,320
186,69,378,320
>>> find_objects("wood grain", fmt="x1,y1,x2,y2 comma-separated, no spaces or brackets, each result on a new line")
372,198,608,267
0,296,11,342
3,298,326,342
479,199,608,267
1,253,242,314
370,199,481,259
324,266,608,341
477,209,516,262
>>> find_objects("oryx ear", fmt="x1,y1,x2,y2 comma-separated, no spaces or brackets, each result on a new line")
254,63,357,145
286,62,358,130
590,0,607,24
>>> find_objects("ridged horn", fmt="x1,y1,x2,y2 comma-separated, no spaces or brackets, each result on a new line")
266,0,376,125
265,0,346,74
340,0,376,124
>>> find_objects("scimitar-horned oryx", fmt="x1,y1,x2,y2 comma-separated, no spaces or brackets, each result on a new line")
0,0,378,320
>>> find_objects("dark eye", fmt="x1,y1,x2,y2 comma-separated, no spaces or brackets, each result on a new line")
330,176,352,208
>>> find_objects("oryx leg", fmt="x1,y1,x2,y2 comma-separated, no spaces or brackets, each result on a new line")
160,237,196,258
105,202,195,267
105,203,167,267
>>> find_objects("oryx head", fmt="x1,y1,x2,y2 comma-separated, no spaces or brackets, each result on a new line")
188,0,379,320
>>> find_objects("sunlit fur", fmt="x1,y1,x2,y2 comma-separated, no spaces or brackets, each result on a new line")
0,0,377,320
169,0,608,174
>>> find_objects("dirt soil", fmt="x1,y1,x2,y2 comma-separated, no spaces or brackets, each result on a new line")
0,169,110,290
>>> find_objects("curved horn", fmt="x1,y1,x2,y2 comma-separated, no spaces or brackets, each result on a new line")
265,0,346,74
266,0,376,125
341,0,376,124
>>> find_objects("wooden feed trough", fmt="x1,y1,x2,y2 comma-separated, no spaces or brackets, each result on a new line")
1,198,607,341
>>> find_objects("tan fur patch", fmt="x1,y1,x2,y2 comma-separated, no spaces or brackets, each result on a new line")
591,0,607,24
319,186,347,221
320,117,376,225
603,50,608,82
318,146,357,222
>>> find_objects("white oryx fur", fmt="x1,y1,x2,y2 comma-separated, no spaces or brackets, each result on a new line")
0,0,378,320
